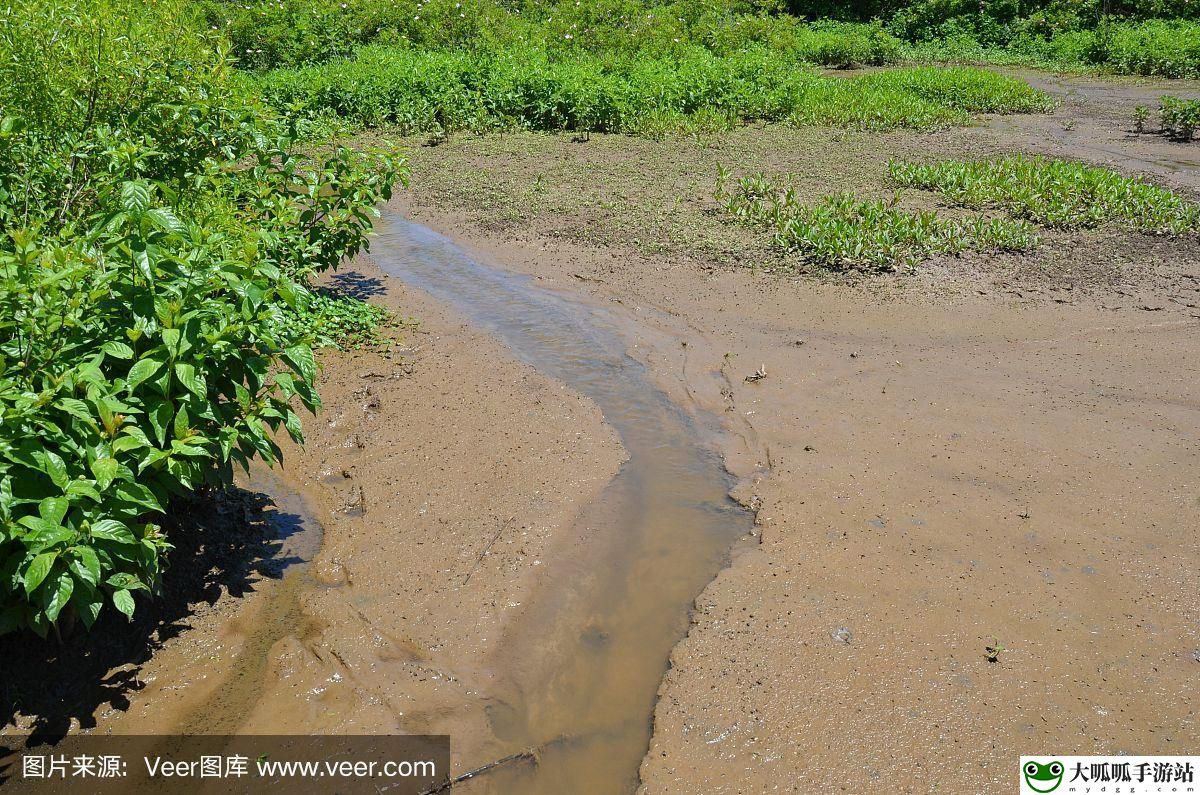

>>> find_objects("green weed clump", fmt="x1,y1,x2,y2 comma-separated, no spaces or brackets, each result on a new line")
1159,95,1200,141
0,0,404,636
258,48,1051,136
714,168,1038,271
889,156,1200,233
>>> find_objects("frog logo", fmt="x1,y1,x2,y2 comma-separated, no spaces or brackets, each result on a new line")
1023,760,1064,793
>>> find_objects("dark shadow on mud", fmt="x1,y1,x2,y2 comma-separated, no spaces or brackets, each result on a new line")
325,269,388,299
0,487,308,745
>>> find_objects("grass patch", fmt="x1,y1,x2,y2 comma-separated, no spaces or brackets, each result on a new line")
715,167,1038,272
889,156,1200,234
259,49,1051,136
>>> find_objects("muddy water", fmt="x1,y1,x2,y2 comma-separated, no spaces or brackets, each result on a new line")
371,214,755,794
176,469,324,735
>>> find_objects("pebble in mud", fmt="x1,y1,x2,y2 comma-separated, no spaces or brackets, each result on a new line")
831,626,853,645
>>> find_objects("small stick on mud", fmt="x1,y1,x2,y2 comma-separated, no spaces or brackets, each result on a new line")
420,749,538,794
461,517,514,586
744,363,767,383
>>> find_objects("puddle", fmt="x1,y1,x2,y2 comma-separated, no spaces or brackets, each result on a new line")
173,469,324,735
372,214,756,794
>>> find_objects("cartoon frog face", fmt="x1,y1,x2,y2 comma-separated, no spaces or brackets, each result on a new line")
1024,760,1064,793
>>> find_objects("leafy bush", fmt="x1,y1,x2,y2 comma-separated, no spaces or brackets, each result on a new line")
714,167,1038,271
1095,19,1200,78
0,0,404,636
1160,95,1200,140
900,18,1200,79
888,156,1200,233
202,0,903,71
258,47,1051,135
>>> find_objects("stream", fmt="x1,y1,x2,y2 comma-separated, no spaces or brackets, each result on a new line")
370,213,756,794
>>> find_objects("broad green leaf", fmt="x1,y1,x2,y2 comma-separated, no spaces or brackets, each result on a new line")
112,588,136,619
174,362,206,398
283,345,316,383
57,397,94,421
114,481,163,513
69,545,101,587
112,434,149,454
120,181,151,213
66,480,103,502
126,357,163,390
71,585,102,629
91,457,119,490
38,496,68,525
38,450,69,490
148,401,171,445
102,341,134,360
89,519,136,544
23,552,56,595
147,207,185,234
43,571,74,623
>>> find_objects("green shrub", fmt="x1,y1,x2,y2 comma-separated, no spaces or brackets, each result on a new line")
889,156,1200,233
1160,95,1200,140
1097,19,1200,78
0,0,404,636
258,48,1050,135
900,19,1200,79
714,167,1038,271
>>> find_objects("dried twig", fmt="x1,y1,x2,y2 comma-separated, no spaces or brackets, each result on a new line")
420,749,538,794
461,517,514,586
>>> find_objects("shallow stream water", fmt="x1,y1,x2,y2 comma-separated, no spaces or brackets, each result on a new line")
371,214,755,794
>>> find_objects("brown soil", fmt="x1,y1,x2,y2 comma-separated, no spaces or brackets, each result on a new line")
7,67,1199,794
380,71,1198,791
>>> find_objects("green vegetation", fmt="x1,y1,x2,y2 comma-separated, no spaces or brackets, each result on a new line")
889,156,1200,233
280,291,396,350
1134,104,1151,132
210,0,1200,81
260,50,1051,135
1159,95,1200,141
714,167,1038,271
884,0,1200,78
201,0,902,72
0,0,404,636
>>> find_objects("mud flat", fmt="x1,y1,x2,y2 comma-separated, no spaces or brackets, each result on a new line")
391,74,1200,791
10,67,1198,795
